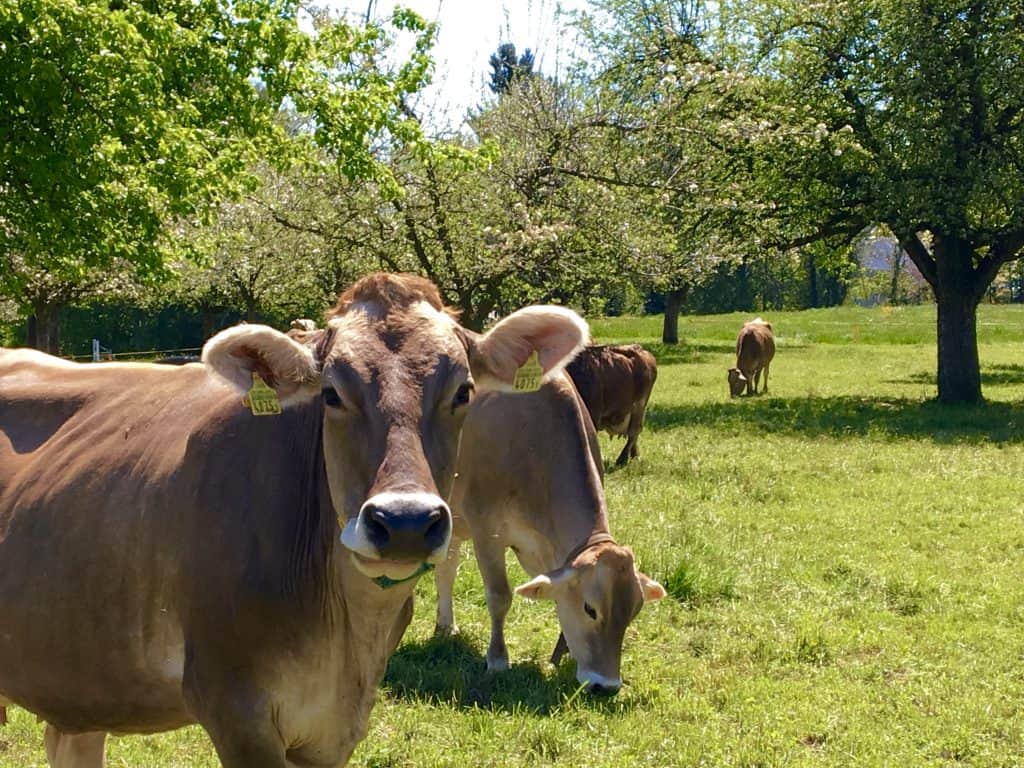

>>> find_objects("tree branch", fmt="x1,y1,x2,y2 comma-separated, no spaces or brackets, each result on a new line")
764,215,868,252
896,230,938,289
974,226,1024,298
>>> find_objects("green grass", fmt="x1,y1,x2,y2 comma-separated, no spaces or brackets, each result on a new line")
4,303,1024,766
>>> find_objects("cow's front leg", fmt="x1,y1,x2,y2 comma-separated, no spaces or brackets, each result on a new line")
434,536,462,636
206,723,287,768
550,631,569,666
44,725,106,768
187,683,288,768
753,367,762,394
475,538,513,672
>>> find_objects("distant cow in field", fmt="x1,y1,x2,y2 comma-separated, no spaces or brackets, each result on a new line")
728,318,775,397
566,344,658,466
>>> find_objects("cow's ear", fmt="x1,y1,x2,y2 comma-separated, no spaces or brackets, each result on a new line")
515,568,576,601
203,325,320,406
469,306,589,391
637,572,666,603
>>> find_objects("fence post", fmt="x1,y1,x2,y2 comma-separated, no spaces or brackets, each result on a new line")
92,339,100,362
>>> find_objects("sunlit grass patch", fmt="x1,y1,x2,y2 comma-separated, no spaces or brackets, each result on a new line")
3,304,1024,766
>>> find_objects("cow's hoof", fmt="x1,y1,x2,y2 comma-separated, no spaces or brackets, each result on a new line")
433,623,460,638
486,657,510,673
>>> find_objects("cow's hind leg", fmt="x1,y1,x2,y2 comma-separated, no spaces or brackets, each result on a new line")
762,363,770,393
619,398,650,464
434,536,462,636
43,724,106,768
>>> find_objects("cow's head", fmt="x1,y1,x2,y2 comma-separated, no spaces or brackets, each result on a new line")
516,542,665,694
203,273,588,585
727,367,746,397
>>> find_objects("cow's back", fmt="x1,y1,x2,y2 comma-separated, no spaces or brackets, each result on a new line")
736,321,775,369
0,351,244,731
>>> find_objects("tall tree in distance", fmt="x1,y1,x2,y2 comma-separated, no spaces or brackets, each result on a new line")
488,43,536,94
718,0,1024,403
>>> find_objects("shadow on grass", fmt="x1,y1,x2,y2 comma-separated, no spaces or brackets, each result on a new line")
383,634,651,714
886,363,1024,388
646,396,1024,443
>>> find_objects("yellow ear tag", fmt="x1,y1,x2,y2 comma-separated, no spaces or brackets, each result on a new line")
243,372,282,416
513,351,544,392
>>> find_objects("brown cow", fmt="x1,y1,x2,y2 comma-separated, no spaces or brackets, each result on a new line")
434,374,665,695
0,273,588,768
566,344,657,465
728,318,775,397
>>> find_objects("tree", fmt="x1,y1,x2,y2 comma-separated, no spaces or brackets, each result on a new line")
488,43,536,95
0,1,436,352
718,0,1024,402
171,165,332,328
570,0,757,343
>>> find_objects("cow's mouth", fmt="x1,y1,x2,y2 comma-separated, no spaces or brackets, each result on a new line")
348,551,428,581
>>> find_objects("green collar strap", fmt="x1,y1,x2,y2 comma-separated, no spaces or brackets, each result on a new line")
372,561,435,590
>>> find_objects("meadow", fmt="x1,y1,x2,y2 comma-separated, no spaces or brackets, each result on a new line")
2,303,1023,767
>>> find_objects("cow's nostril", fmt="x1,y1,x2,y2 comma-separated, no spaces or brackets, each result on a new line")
363,509,390,548
424,514,449,550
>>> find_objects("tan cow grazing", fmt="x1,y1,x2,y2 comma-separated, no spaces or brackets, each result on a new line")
0,273,588,768
434,375,666,695
566,344,657,465
728,318,775,397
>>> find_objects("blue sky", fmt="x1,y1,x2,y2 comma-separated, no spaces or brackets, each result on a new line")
327,1,590,131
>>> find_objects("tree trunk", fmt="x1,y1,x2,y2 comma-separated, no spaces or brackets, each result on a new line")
662,288,685,344
889,242,903,305
935,291,981,403
806,254,820,308
28,302,62,354
931,234,983,404
201,307,218,341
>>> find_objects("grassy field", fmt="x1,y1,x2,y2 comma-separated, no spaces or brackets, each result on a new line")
3,303,1024,766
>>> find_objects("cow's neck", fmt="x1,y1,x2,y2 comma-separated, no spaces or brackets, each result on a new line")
280,532,417,764
533,402,611,573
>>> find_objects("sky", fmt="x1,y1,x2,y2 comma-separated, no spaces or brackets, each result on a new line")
326,0,591,132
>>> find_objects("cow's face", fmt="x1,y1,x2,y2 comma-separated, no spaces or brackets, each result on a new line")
516,545,665,694
727,367,746,397
203,274,588,584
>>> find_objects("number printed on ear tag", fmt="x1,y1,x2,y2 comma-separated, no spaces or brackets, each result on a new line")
244,373,282,416
513,351,544,392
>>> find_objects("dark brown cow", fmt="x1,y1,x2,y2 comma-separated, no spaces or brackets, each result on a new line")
0,273,588,768
434,374,665,695
728,318,775,397
566,344,657,465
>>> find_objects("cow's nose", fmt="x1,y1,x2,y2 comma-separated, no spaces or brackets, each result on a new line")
359,492,451,561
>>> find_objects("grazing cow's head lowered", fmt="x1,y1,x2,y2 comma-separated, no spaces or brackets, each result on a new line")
202,273,588,583
516,538,665,694
727,367,747,397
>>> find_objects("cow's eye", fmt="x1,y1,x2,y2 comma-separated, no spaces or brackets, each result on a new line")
451,382,474,412
322,387,342,408
583,602,597,620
